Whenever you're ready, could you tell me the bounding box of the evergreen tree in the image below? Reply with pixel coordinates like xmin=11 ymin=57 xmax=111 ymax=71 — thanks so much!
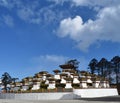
xmin=88 ymin=58 xmax=98 ymax=74
xmin=66 ymin=59 xmax=80 ymax=73
xmin=97 ymin=58 xmax=108 ymax=77
xmin=1 ymin=72 xmax=18 ymax=92
xmin=107 ymin=61 xmax=114 ymax=84
xmin=111 ymin=56 xmax=120 ymax=84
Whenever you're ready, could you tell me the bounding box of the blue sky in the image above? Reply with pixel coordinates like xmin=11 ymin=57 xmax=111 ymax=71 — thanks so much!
xmin=0 ymin=0 xmax=120 ymax=80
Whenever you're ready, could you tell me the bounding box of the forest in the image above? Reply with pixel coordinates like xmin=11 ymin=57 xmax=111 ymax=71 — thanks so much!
xmin=88 ymin=56 xmax=120 ymax=84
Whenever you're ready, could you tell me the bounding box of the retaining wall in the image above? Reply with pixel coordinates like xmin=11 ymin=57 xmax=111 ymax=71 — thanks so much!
xmin=73 ymin=88 xmax=118 ymax=98
xmin=0 ymin=92 xmax=74 ymax=100
xmin=0 ymin=88 xmax=118 ymax=100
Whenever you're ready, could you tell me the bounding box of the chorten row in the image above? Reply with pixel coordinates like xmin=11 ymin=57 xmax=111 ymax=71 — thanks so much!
xmin=6 ymin=63 xmax=109 ymax=92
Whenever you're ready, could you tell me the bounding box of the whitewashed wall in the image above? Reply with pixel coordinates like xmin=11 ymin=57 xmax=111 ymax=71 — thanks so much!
xmin=73 ymin=88 xmax=118 ymax=98
xmin=0 ymin=88 xmax=118 ymax=100
xmin=0 ymin=93 xmax=73 ymax=100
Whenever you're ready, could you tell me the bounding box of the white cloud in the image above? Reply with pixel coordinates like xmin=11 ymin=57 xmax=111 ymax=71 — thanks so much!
xmin=47 ymin=0 xmax=68 ymax=4
xmin=31 ymin=54 xmax=89 ymax=72
xmin=71 ymin=0 xmax=120 ymax=6
xmin=57 ymin=16 xmax=83 ymax=39
xmin=31 ymin=55 xmax=69 ymax=72
xmin=57 ymin=5 xmax=120 ymax=52
xmin=17 ymin=7 xmax=41 ymax=24
xmin=2 ymin=15 xmax=14 ymax=27
xmin=0 ymin=0 xmax=13 ymax=8
xmin=16 ymin=1 xmax=66 ymax=24
xmin=34 ymin=54 xmax=69 ymax=64
xmin=1 ymin=0 xmax=120 ymax=26
xmin=0 ymin=0 xmax=61 ymax=24
xmin=48 ymin=0 xmax=120 ymax=7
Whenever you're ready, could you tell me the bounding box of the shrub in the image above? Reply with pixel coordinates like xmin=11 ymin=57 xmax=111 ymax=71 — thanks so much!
xmin=40 ymin=84 xmax=48 ymax=89
xmin=72 ymin=84 xmax=80 ymax=88
xmin=56 ymin=83 xmax=65 ymax=88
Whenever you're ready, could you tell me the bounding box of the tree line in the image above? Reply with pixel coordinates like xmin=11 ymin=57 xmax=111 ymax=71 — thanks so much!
xmin=88 ymin=56 xmax=120 ymax=84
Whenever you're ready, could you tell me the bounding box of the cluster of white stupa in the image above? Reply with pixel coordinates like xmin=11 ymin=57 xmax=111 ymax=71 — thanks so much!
xmin=8 ymin=64 xmax=110 ymax=92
